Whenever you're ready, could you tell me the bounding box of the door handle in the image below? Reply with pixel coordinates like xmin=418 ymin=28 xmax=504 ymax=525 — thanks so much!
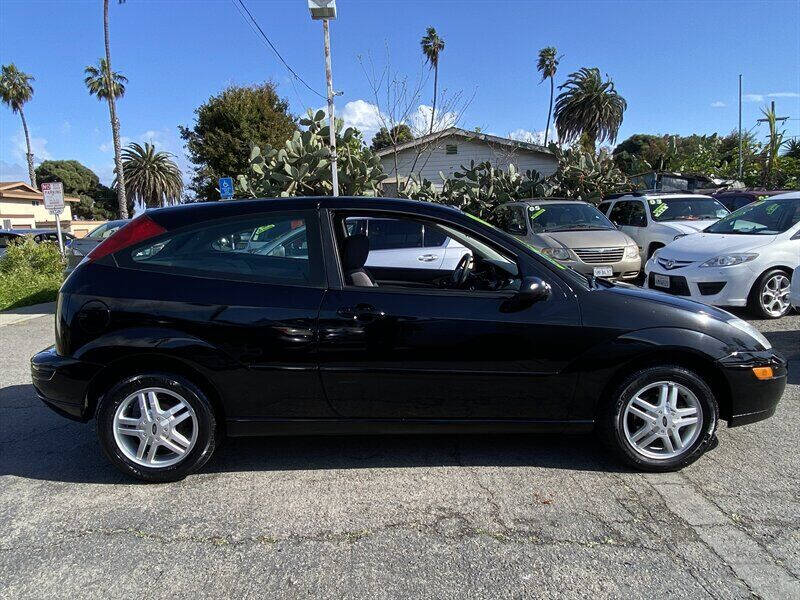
xmin=337 ymin=304 xmax=385 ymax=321
xmin=417 ymin=254 xmax=439 ymax=262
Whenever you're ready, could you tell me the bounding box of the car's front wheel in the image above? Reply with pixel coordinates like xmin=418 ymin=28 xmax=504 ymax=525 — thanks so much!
xmin=96 ymin=373 xmax=218 ymax=482
xmin=600 ymin=365 xmax=719 ymax=471
xmin=749 ymin=268 xmax=792 ymax=319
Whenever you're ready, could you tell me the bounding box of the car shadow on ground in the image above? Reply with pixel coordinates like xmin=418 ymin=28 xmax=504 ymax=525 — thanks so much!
xmin=1 ymin=383 xmax=625 ymax=485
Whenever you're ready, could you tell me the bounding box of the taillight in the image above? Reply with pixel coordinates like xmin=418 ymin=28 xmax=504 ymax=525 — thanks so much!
xmin=86 ymin=215 xmax=166 ymax=262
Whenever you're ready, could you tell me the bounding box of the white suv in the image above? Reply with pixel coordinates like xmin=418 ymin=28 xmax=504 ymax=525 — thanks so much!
xmin=644 ymin=192 xmax=800 ymax=318
xmin=598 ymin=192 xmax=730 ymax=259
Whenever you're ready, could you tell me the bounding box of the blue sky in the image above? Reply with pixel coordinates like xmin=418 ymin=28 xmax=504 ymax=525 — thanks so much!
xmin=1 ymin=0 xmax=798 ymax=186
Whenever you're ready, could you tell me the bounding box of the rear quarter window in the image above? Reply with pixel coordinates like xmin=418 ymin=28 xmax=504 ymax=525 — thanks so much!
xmin=119 ymin=211 xmax=324 ymax=287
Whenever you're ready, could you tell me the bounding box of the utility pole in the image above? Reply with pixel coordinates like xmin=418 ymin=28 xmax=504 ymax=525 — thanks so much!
xmin=323 ymin=19 xmax=339 ymax=196
xmin=308 ymin=1 xmax=339 ymax=196
xmin=756 ymin=100 xmax=790 ymax=126
xmin=738 ymin=74 xmax=743 ymax=179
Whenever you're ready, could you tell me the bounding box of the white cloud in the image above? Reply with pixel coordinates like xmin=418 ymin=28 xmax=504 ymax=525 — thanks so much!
xmin=409 ymin=105 xmax=459 ymax=137
xmin=11 ymin=129 xmax=50 ymax=164
xmin=99 ymin=136 xmax=132 ymax=153
xmin=710 ymin=101 xmax=727 ymax=108
xmin=60 ymin=121 xmax=72 ymax=135
xmin=743 ymin=92 xmax=799 ymax=103
xmin=337 ymin=100 xmax=385 ymax=142
xmin=767 ymin=92 xmax=799 ymax=98
xmin=744 ymin=94 xmax=764 ymax=103
xmin=507 ymin=127 xmax=557 ymax=145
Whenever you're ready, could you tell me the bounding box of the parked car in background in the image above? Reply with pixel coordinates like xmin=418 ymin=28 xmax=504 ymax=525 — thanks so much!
xmin=790 ymin=269 xmax=800 ymax=311
xmin=712 ymin=189 xmax=794 ymax=213
xmin=495 ymin=200 xmax=640 ymax=280
xmin=32 ymin=197 xmax=786 ymax=482
xmin=64 ymin=220 xmax=129 ymax=276
xmin=0 ymin=228 xmax=75 ymax=257
xmin=644 ymin=192 xmax=800 ymax=318
xmin=597 ymin=192 xmax=730 ymax=259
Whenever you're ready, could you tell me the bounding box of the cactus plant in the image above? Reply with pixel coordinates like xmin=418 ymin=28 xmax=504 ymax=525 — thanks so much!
xmin=237 ymin=109 xmax=386 ymax=198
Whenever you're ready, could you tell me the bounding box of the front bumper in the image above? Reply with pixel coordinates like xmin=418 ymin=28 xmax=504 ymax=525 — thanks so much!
xmin=31 ymin=346 xmax=102 ymax=422
xmin=644 ymin=258 xmax=757 ymax=307
xmin=718 ymin=350 xmax=787 ymax=426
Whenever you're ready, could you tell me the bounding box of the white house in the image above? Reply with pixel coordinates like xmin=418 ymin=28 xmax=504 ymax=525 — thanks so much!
xmin=375 ymin=127 xmax=557 ymax=195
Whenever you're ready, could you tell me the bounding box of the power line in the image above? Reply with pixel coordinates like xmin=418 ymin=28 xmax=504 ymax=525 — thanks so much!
xmin=230 ymin=0 xmax=326 ymax=100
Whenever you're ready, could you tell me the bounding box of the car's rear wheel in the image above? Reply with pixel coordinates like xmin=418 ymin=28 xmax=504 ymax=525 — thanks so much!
xmin=96 ymin=373 xmax=217 ymax=482
xmin=749 ymin=268 xmax=791 ymax=319
xmin=599 ymin=365 xmax=718 ymax=471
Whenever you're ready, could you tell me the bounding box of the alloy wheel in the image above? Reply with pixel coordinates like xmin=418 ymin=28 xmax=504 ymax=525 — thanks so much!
xmin=622 ymin=381 xmax=703 ymax=460
xmin=112 ymin=387 xmax=198 ymax=468
xmin=759 ymin=273 xmax=791 ymax=317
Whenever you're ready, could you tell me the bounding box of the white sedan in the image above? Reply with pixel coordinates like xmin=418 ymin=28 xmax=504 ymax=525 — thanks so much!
xmin=644 ymin=192 xmax=800 ymax=318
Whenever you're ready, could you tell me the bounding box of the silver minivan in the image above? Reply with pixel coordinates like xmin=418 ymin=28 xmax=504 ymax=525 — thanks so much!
xmin=495 ymin=199 xmax=641 ymax=280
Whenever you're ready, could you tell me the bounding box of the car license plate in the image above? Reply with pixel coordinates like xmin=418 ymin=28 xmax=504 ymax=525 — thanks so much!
xmin=654 ymin=274 xmax=670 ymax=289
xmin=593 ymin=266 xmax=613 ymax=278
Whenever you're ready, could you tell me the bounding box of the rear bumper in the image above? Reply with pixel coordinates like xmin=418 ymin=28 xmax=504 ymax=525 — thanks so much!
xmin=718 ymin=350 xmax=787 ymax=427
xmin=31 ymin=346 xmax=102 ymax=422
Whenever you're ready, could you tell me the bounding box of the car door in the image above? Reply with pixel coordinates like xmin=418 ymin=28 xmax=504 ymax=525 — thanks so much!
xmin=317 ymin=211 xmax=583 ymax=421
xmin=610 ymin=200 xmax=647 ymax=252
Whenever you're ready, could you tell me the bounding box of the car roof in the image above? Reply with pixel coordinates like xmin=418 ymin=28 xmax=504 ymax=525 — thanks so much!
xmin=503 ymin=198 xmax=591 ymax=207
xmin=767 ymin=191 xmax=800 ymax=201
xmin=146 ymin=197 xmax=466 ymax=230
xmin=0 ymin=228 xmax=61 ymax=235
xmin=604 ymin=192 xmax=713 ymax=201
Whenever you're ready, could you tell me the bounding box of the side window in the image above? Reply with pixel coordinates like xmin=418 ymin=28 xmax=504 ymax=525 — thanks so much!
xmin=423 ymin=225 xmax=448 ymax=247
xmin=609 ymin=202 xmax=630 ymax=225
xmin=123 ymin=212 xmax=322 ymax=286
xmin=597 ymin=202 xmax=612 ymax=215
xmin=629 ymin=201 xmax=647 ymax=226
xmin=368 ymin=219 xmax=423 ymax=250
xmin=494 ymin=206 xmax=527 ymax=235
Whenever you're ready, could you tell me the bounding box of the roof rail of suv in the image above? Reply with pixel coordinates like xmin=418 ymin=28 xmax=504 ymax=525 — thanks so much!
xmin=602 ymin=190 xmax=697 ymax=200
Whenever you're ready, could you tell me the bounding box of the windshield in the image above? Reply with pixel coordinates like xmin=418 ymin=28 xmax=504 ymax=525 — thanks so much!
xmin=705 ymin=198 xmax=800 ymax=235
xmin=648 ymin=197 xmax=729 ymax=222
xmin=527 ymin=203 xmax=615 ymax=233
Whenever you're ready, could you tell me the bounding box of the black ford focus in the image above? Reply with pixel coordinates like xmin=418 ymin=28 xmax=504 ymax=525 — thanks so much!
xmin=31 ymin=197 xmax=786 ymax=482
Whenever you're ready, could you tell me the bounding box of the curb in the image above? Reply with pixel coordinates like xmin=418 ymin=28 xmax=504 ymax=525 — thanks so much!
xmin=0 ymin=302 xmax=55 ymax=328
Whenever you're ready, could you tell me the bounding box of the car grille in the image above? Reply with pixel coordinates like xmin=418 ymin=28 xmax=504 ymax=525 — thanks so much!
xmin=573 ymin=247 xmax=624 ymax=263
xmin=656 ymin=257 xmax=693 ymax=270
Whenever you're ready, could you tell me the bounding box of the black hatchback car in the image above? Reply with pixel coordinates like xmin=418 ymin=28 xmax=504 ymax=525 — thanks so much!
xmin=32 ymin=197 xmax=787 ymax=482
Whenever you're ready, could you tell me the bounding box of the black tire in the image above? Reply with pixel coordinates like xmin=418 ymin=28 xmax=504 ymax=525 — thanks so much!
xmin=599 ymin=365 xmax=719 ymax=472
xmin=747 ymin=268 xmax=792 ymax=319
xmin=95 ymin=373 xmax=217 ymax=483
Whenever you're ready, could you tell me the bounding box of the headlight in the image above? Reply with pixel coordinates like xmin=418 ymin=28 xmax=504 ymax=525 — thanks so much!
xmin=541 ymin=247 xmax=571 ymax=260
xmin=625 ymin=245 xmax=639 ymax=259
xmin=727 ymin=317 xmax=771 ymax=350
xmin=673 ymin=234 xmax=687 ymax=241
xmin=700 ymin=253 xmax=758 ymax=268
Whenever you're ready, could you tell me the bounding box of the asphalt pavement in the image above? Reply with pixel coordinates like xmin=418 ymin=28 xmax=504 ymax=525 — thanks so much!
xmin=1 ymin=309 xmax=798 ymax=599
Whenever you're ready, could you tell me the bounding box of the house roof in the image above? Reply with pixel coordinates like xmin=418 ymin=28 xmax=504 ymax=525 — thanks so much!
xmin=0 ymin=181 xmax=79 ymax=202
xmin=374 ymin=127 xmax=554 ymax=158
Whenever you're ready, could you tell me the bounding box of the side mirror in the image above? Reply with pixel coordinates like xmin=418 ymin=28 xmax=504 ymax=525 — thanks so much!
xmin=518 ymin=276 xmax=551 ymax=302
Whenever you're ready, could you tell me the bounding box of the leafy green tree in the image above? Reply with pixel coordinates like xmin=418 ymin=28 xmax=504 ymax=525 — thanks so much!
xmin=35 ymin=159 xmax=116 ymax=220
xmin=180 ymin=82 xmax=297 ymax=200
xmin=85 ymin=58 xmax=129 ymax=218
xmin=536 ymin=47 xmax=560 ymax=146
xmin=371 ymin=124 xmax=414 ymax=151
xmin=784 ymin=139 xmax=800 ymax=160
xmin=0 ymin=64 xmax=37 ymax=187
xmin=120 ymin=142 xmax=183 ymax=208
xmin=420 ymin=27 xmax=445 ymax=135
xmin=238 ymin=110 xmax=385 ymax=198
xmin=554 ymin=67 xmax=627 ymax=152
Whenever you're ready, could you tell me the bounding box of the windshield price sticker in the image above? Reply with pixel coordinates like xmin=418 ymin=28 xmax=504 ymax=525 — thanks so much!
xmin=649 ymin=199 xmax=663 ymax=205
xmin=529 ymin=208 xmax=546 ymax=220
xmin=766 ymin=203 xmax=779 ymax=215
xmin=652 ymin=203 xmax=668 ymax=217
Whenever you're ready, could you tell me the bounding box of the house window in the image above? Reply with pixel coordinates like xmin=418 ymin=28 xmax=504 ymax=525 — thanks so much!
xmin=445 ymin=144 xmax=458 ymax=155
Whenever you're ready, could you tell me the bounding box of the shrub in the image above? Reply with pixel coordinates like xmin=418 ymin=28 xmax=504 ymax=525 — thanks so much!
xmin=0 ymin=238 xmax=63 ymax=310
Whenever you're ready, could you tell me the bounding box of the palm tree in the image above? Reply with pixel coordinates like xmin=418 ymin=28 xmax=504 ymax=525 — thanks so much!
xmin=119 ymin=142 xmax=183 ymax=209
xmin=0 ymin=64 xmax=37 ymax=187
xmin=100 ymin=0 xmax=128 ymax=218
xmin=554 ymin=67 xmax=627 ymax=152
xmin=536 ymin=47 xmax=560 ymax=147
xmin=84 ymin=60 xmax=128 ymax=99
xmin=420 ymin=27 xmax=445 ymax=135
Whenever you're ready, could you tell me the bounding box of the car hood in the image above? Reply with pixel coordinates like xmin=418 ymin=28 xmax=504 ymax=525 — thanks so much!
xmin=658 ymin=219 xmax=719 ymax=234
xmin=534 ymin=228 xmax=633 ymax=249
xmin=603 ymin=281 xmax=734 ymax=321
xmin=657 ymin=232 xmax=777 ymax=261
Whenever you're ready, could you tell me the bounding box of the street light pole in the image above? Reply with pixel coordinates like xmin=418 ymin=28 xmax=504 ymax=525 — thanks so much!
xmin=738 ymin=74 xmax=743 ymax=179
xmin=322 ymin=18 xmax=339 ymax=196
xmin=309 ymin=0 xmax=339 ymax=196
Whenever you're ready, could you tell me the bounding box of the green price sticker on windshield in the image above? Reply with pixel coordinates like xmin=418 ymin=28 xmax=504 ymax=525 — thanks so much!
xmin=254 ymin=224 xmax=276 ymax=236
xmin=528 ymin=208 xmax=546 ymax=220
xmin=652 ymin=203 xmax=668 ymax=218
xmin=766 ymin=203 xmax=779 ymax=215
